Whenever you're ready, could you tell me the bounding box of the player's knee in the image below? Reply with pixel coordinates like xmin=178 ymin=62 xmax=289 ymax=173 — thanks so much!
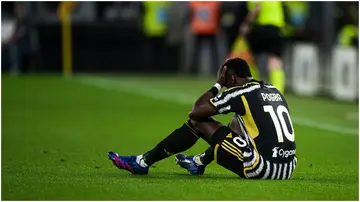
xmin=210 ymin=126 xmax=231 ymax=147
xmin=188 ymin=117 xmax=217 ymax=131
xmin=188 ymin=119 xmax=201 ymax=131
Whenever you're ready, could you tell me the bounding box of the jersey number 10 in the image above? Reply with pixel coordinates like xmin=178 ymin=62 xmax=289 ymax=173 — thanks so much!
xmin=264 ymin=105 xmax=295 ymax=143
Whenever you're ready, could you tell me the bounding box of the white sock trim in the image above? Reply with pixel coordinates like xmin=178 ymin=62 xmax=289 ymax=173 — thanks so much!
xmin=193 ymin=155 xmax=204 ymax=166
xmin=136 ymin=155 xmax=148 ymax=168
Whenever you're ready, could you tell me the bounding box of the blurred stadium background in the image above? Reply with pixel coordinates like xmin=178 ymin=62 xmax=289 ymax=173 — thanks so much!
xmin=1 ymin=1 xmax=359 ymax=200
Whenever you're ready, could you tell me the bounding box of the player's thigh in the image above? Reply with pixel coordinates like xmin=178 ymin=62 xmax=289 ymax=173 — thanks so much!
xmin=228 ymin=115 xmax=242 ymax=136
xmin=189 ymin=117 xmax=225 ymax=143
xmin=211 ymin=126 xmax=252 ymax=178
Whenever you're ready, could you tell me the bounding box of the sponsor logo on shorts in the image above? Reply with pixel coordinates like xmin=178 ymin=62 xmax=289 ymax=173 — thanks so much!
xmin=272 ymin=147 xmax=296 ymax=158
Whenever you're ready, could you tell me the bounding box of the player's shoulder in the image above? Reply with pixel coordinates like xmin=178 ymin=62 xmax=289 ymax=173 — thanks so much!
xmin=225 ymin=81 xmax=257 ymax=91
xmin=224 ymin=80 xmax=274 ymax=94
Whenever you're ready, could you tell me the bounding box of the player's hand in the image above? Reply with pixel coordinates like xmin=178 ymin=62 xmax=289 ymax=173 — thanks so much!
xmin=216 ymin=65 xmax=227 ymax=87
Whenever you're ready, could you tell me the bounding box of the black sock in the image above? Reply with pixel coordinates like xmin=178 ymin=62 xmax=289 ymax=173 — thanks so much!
xmin=142 ymin=120 xmax=200 ymax=166
xmin=199 ymin=147 xmax=214 ymax=165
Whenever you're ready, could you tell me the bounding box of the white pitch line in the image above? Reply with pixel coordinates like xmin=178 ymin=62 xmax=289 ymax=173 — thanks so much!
xmin=77 ymin=76 xmax=358 ymax=136
xmin=290 ymin=117 xmax=358 ymax=135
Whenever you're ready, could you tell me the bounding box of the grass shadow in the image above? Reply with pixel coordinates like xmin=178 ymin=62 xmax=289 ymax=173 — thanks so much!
xmin=98 ymin=171 xmax=358 ymax=185
xmin=98 ymin=170 xmax=241 ymax=181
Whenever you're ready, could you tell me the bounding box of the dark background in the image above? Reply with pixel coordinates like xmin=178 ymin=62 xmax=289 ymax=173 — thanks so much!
xmin=1 ymin=1 xmax=358 ymax=74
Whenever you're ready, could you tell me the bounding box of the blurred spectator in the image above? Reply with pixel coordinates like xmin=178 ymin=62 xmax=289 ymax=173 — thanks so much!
xmin=44 ymin=2 xmax=61 ymax=13
xmin=337 ymin=24 xmax=358 ymax=48
xmin=167 ymin=2 xmax=187 ymax=46
xmin=140 ymin=1 xmax=169 ymax=71
xmin=240 ymin=2 xmax=286 ymax=93
xmin=188 ymin=1 xmax=221 ymax=74
xmin=117 ymin=2 xmax=141 ymax=23
xmin=98 ymin=2 xmax=141 ymax=23
xmin=335 ymin=2 xmax=358 ymax=48
xmin=97 ymin=2 xmax=113 ymax=21
xmin=283 ymin=1 xmax=310 ymax=42
xmin=219 ymin=2 xmax=247 ymax=52
xmin=1 ymin=1 xmax=15 ymax=18
xmin=2 ymin=2 xmax=32 ymax=75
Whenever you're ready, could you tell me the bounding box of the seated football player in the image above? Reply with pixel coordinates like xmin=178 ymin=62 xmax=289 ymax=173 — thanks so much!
xmin=108 ymin=58 xmax=297 ymax=179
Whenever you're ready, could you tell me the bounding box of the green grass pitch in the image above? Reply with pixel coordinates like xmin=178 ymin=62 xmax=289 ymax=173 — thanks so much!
xmin=2 ymin=75 xmax=358 ymax=200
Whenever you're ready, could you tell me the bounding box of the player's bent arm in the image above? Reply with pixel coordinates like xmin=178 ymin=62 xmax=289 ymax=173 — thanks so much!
xmin=188 ymin=101 xmax=218 ymax=120
xmin=189 ymin=84 xmax=222 ymax=120
xmin=192 ymin=91 xmax=215 ymax=109
xmin=209 ymin=88 xmax=246 ymax=116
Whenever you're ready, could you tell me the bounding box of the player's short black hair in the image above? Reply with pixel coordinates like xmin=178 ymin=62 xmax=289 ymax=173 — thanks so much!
xmin=223 ymin=58 xmax=252 ymax=78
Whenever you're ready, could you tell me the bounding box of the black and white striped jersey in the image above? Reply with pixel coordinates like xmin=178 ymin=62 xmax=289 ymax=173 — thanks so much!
xmin=210 ymin=80 xmax=296 ymax=179
xmin=243 ymin=147 xmax=298 ymax=179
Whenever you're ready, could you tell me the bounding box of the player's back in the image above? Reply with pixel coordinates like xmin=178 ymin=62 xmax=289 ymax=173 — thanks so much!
xmin=233 ymin=81 xmax=296 ymax=180
xmin=238 ymin=81 xmax=296 ymax=164
xmin=210 ymin=80 xmax=297 ymax=179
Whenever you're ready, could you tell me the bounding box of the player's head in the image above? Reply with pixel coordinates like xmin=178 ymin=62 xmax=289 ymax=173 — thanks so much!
xmin=222 ymin=57 xmax=252 ymax=88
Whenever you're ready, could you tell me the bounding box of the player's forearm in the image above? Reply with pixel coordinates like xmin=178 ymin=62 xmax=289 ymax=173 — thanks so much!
xmin=193 ymin=92 xmax=215 ymax=108
xmin=193 ymin=83 xmax=221 ymax=108
xmin=188 ymin=84 xmax=221 ymax=120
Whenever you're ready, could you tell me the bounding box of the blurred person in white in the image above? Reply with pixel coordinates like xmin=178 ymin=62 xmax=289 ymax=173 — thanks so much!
xmin=1 ymin=2 xmax=32 ymax=75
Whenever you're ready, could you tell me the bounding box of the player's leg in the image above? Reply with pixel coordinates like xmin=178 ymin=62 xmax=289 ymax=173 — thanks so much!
xmin=193 ymin=146 xmax=214 ymax=166
xmin=174 ymin=117 xmax=225 ymax=174
xmin=188 ymin=117 xmax=225 ymax=144
xmin=108 ymin=119 xmax=204 ymax=174
xmin=210 ymin=126 xmax=253 ymax=178
xmin=176 ymin=116 xmax=245 ymax=174
xmin=187 ymin=115 xmax=242 ymax=166
xmin=177 ymin=120 xmax=252 ymax=178
xmin=108 ymin=117 xmax=232 ymax=175
xmin=109 ymin=117 xmax=223 ymax=175
xmin=141 ymin=120 xmax=202 ymax=166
